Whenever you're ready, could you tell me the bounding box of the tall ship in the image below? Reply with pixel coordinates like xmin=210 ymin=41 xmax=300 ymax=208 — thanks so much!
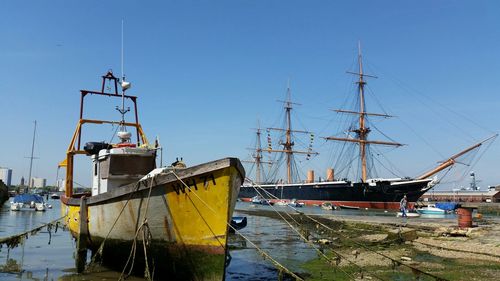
xmin=239 ymin=47 xmax=492 ymax=209
xmin=59 ymin=71 xmax=244 ymax=280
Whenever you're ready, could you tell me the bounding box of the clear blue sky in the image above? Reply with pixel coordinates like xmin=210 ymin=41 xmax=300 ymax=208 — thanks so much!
xmin=0 ymin=1 xmax=499 ymax=189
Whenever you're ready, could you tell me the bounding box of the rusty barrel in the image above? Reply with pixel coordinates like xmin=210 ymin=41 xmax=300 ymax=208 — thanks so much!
xmin=457 ymin=207 xmax=472 ymax=228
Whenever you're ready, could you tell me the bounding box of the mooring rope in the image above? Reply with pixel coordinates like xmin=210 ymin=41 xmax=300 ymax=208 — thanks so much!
xmin=171 ymin=172 xmax=304 ymax=281
xmin=118 ymin=174 xmax=157 ymax=281
xmin=85 ymin=170 xmax=303 ymax=281
xmin=87 ymin=176 xmax=152 ymax=272
xmin=0 ymin=216 xmax=65 ymax=250
xmin=248 ymin=180 xmax=451 ymax=281
xmin=250 ymin=181 xmax=385 ymax=281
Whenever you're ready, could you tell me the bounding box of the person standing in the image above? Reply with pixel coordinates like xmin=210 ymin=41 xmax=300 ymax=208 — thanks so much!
xmin=400 ymin=195 xmax=408 ymax=217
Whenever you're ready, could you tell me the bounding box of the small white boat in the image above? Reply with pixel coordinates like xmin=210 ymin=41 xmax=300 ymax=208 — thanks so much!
xmin=321 ymin=202 xmax=336 ymax=210
xmin=416 ymin=204 xmax=446 ymax=215
xmin=10 ymin=202 xmax=22 ymax=211
xmin=10 ymin=194 xmax=46 ymax=211
xmin=288 ymin=199 xmax=304 ymax=207
xmin=50 ymin=193 xmax=60 ymax=199
xmin=396 ymin=211 xmax=420 ymax=218
xmin=274 ymin=200 xmax=288 ymax=206
xmin=250 ymin=195 xmax=273 ymax=205
xmin=251 ymin=195 xmax=263 ymax=204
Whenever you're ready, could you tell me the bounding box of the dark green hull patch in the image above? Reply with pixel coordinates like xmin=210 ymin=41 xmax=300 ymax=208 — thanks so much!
xmin=89 ymin=238 xmax=226 ymax=280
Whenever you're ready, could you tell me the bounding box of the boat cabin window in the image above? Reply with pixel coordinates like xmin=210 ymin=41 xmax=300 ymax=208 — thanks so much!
xmin=99 ymin=154 xmax=155 ymax=179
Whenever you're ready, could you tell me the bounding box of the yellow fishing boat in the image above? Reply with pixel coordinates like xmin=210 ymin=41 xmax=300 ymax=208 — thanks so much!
xmin=59 ymin=71 xmax=244 ymax=280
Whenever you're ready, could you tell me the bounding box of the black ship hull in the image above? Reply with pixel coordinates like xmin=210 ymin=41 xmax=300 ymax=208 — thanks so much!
xmin=239 ymin=179 xmax=433 ymax=210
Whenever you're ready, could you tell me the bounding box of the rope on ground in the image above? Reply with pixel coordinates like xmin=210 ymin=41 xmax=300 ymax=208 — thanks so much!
xmin=249 ymin=179 xmax=386 ymax=281
xmin=171 ymin=172 xmax=304 ymax=281
xmin=413 ymin=240 xmax=500 ymax=259
xmin=0 ymin=216 xmax=65 ymax=251
xmin=271 ymin=195 xmax=451 ymax=281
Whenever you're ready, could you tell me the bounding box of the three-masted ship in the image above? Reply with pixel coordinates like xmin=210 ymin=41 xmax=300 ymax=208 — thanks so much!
xmin=59 ymin=71 xmax=244 ymax=279
xmin=239 ymin=47 xmax=491 ymax=209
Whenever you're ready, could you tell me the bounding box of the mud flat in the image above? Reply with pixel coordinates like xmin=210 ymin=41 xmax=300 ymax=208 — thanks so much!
xmin=236 ymin=207 xmax=500 ymax=280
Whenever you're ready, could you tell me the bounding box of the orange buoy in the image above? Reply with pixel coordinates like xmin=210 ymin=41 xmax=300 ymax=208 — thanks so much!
xmin=457 ymin=208 xmax=472 ymax=228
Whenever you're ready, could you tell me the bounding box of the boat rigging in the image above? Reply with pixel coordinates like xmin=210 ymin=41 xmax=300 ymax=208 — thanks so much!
xmin=243 ymin=123 xmax=273 ymax=184
xmin=324 ymin=43 xmax=402 ymax=182
xmin=263 ymin=83 xmax=318 ymax=184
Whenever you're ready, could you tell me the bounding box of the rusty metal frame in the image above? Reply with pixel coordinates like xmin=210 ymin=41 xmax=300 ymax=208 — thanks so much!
xmin=64 ymin=72 xmax=149 ymax=197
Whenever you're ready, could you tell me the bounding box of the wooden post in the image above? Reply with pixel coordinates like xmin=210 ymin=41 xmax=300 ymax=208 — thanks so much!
xmin=76 ymin=196 xmax=89 ymax=273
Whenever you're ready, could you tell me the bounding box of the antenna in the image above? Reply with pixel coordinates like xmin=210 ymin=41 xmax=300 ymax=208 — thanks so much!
xmin=116 ymin=19 xmax=131 ymax=142
xmin=121 ymin=19 xmax=124 ymax=84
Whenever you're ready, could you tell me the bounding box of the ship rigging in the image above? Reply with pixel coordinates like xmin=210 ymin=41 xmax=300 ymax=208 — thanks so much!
xmin=245 ymin=83 xmax=318 ymax=184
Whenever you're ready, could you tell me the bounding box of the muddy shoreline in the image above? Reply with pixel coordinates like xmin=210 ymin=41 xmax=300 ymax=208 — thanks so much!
xmin=234 ymin=207 xmax=500 ymax=280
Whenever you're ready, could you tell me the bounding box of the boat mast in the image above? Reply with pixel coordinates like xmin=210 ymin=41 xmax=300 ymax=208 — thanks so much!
xmin=27 ymin=120 xmax=37 ymax=193
xmin=266 ymin=83 xmax=318 ymax=184
xmin=324 ymin=43 xmax=402 ymax=182
xmin=356 ymin=44 xmax=369 ymax=181
xmin=285 ymin=86 xmax=293 ymax=183
xmin=243 ymin=122 xmax=272 ymax=184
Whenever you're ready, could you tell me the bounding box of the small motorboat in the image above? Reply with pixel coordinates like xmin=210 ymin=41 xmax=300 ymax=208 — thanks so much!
xmin=416 ymin=204 xmax=447 ymax=215
xmin=50 ymin=193 xmax=60 ymax=199
xmin=288 ymin=199 xmax=305 ymax=208
xmin=396 ymin=211 xmax=420 ymax=218
xmin=10 ymin=194 xmax=46 ymax=211
xmin=287 ymin=199 xmax=304 ymax=208
xmin=250 ymin=195 xmax=262 ymax=204
xmin=321 ymin=202 xmax=337 ymax=210
xmin=274 ymin=200 xmax=288 ymax=206
xmin=250 ymin=195 xmax=273 ymax=205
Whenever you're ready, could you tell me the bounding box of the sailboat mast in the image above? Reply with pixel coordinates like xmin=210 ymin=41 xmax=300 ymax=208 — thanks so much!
xmin=357 ymin=44 xmax=369 ymax=182
xmin=27 ymin=120 xmax=37 ymax=192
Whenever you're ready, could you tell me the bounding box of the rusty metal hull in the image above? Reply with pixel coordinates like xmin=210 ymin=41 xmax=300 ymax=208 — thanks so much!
xmin=62 ymin=158 xmax=244 ymax=280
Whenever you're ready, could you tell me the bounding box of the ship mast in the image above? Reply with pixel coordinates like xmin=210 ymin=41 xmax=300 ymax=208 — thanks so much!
xmin=265 ymin=83 xmax=318 ymax=184
xmin=243 ymin=123 xmax=272 ymax=184
xmin=325 ymin=43 xmax=402 ymax=182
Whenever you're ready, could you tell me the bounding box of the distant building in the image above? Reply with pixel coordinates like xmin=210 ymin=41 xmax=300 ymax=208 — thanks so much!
xmin=421 ymin=186 xmax=500 ymax=203
xmin=56 ymin=179 xmax=65 ymax=192
xmin=0 ymin=167 xmax=12 ymax=186
xmin=20 ymin=176 xmax=25 ymax=186
xmin=31 ymin=177 xmax=46 ymax=188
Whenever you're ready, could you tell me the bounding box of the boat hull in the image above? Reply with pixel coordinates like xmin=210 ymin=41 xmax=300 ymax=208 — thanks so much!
xmin=61 ymin=158 xmax=244 ymax=280
xmin=239 ymin=179 xmax=432 ymax=210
